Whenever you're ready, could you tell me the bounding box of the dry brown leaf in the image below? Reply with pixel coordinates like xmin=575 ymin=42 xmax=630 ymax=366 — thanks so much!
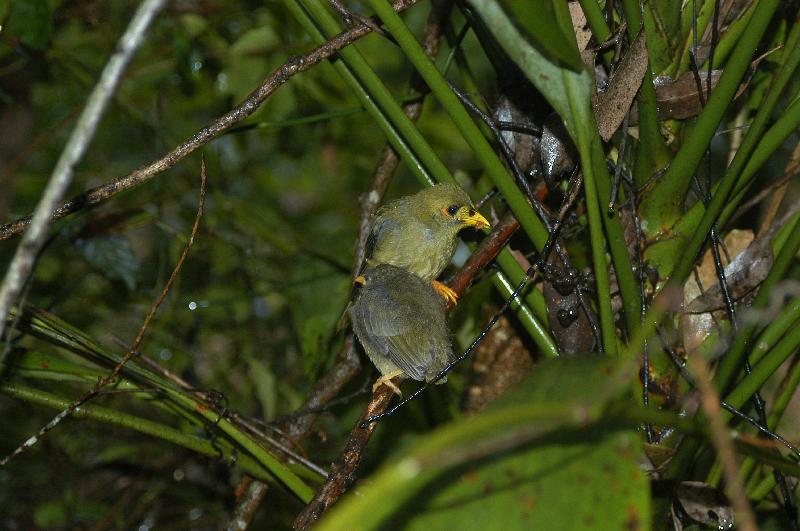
xmin=681 ymin=229 xmax=753 ymax=354
xmin=654 ymin=71 xmax=722 ymax=120
xmin=592 ymin=31 xmax=648 ymax=141
xmin=569 ymin=1 xmax=592 ymax=52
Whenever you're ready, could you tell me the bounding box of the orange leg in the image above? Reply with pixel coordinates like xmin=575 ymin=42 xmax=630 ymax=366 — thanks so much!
xmin=431 ymin=279 xmax=458 ymax=305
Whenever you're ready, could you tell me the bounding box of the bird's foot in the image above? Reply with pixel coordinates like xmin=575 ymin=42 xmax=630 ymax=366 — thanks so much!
xmin=373 ymin=370 xmax=404 ymax=396
xmin=431 ymin=280 xmax=458 ymax=305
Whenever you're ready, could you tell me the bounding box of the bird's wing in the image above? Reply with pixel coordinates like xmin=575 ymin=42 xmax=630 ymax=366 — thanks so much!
xmin=358 ymin=286 xmax=450 ymax=382
xmin=364 ymin=210 xmax=399 ymax=262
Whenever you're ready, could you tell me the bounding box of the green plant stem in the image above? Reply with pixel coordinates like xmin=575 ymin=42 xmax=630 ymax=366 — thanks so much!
xmin=663 ymin=92 xmax=800 ymax=239
xmin=749 ymin=298 xmax=800 ymax=366
xmin=724 ymin=328 xmax=800 ymax=415
xmin=628 ymin=0 xmax=791 ymax=361
xmin=563 ymin=75 xmax=616 ymax=355
xmin=767 ymin=357 xmax=800 ymax=430
xmin=750 ymin=473 xmax=776 ymax=502
xmin=590 ymin=141 xmax=641 ymax=339
xmin=0 ymin=382 xmax=279 ymax=482
xmin=664 ymin=210 xmax=800 ymax=481
xmin=737 ymin=355 xmax=800 ymax=489
xmin=13 ymin=307 xmax=315 ymax=501
xmin=711 ymin=2 xmax=758 ymax=68
xmin=639 ymin=0 xmax=782 ymax=232
xmin=552 ymin=0 xmax=640 ymax=342
xmin=288 ymin=0 xmax=437 ymax=186
xmin=576 ymin=0 xmax=613 ymax=67
xmin=620 ymin=0 xmax=669 ymax=187
xmin=673 ymin=0 xmax=715 ymax=76
xmin=365 ymin=0 xmax=549 ymax=250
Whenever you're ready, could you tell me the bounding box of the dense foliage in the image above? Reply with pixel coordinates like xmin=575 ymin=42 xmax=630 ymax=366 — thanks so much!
xmin=1 ymin=0 xmax=799 ymax=529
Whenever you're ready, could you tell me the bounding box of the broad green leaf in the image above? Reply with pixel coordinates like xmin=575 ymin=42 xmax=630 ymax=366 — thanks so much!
xmin=497 ymin=1 xmax=583 ymax=71
xmin=393 ymin=430 xmax=647 ymax=531
xmin=75 ymin=235 xmax=141 ymax=290
xmin=318 ymin=357 xmax=645 ymax=530
xmin=5 ymin=0 xmax=55 ymax=50
xmin=286 ymin=254 xmax=350 ymax=375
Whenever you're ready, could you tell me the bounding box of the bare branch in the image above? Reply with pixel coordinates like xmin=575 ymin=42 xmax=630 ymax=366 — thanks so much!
xmin=292 ymin=385 xmax=395 ymax=530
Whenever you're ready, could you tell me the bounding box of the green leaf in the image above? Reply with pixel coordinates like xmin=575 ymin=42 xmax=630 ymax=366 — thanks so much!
xmin=495 ymin=1 xmax=584 ymax=71
xmin=318 ymin=357 xmax=644 ymax=530
xmin=34 ymin=499 xmax=68 ymax=529
xmin=75 ymin=235 xmax=141 ymax=290
xmin=5 ymin=0 xmax=55 ymax=50
xmin=286 ymin=254 xmax=350 ymax=375
xmin=392 ymin=429 xmax=648 ymax=531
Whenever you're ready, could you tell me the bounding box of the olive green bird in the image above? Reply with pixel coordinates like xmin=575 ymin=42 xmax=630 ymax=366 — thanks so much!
xmin=350 ymin=263 xmax=454 ymax=394
xmin=364 ymin=182 xmax=490 ymax=304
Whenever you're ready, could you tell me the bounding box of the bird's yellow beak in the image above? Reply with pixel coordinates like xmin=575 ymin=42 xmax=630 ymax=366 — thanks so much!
xmin=457 ymin=208 xmax=491 ymax=230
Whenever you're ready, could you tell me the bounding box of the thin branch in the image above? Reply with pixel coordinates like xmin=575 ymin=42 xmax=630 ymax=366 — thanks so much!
xmin=688 ymin=356 xmax=757 ymax=531
xmin=0 ymin=0 xmax=166 ymax=358
xmin=0 ymin=0 xmax=419 ymax=243
xmin=292 ymin=385 xmax=395 ymax=530
xmin=1 ymin=159 xmax=207 ymax=467
xmin=227 ymin=477 xmax=269 ymax=531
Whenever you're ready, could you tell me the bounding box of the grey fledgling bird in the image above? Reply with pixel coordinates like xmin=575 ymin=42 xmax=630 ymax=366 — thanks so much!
xmin=349 ymin=263 xmax=455 ymax=394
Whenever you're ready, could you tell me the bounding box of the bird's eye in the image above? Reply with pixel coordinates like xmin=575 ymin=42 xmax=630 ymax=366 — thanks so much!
xmin=446 ymin=205 xmax=459 ymax=216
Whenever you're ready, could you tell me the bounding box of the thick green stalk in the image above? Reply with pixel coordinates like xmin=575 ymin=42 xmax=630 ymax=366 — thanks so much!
xmin=495 ymin=248 xmax=549 ymax=325
xmin=737 ymin=355 xmax=800 ymax=488
xmin=365 ymin=0 xmax=550 ymax=249
xmin=620 ymin=0 xmax=670 ymax=187
xmin=663 ymin=211 xmax=800 ymax=480
xmin=768 ymin=357 xmax=800 ymax=430
xmin=639 ymin=0 xmax=782 ymax=233
xmin=563 ymin=75 xmax=616 ymax=355
xmin=664 ymin=213 xmax=800 ymax=479
xmin=289 ymin=0 xmax=437 ymax=185
xmin=749 ymin=298 xmax=800 ymax=366
xmin=576 ymin=0 xmax=613 ymax=67
xmin=662 ymin=93 xmax=800 ymax=239
xmin=1 ymin=382 xmax=278 ymax=483
xmin=554 ymin=0 xmax=640 ymax=341
xmin=711 ymin=2 xmax=757 ymax=68
xmin=673 ymin=0 xmax=714 ymax=76
xmin=724 ymin=327 xmax=800 ymax=414
xmin=590 ymin=140 xmax=641 ymax=339
xmin=678 ymin=323 xmax=800 ymax=486
xmin=629 ymin=0 xmax=789 ymax=360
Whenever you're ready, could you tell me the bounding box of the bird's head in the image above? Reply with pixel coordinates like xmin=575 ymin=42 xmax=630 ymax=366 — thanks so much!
xmin=416 ymin=183 xmax=491 ymax=234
